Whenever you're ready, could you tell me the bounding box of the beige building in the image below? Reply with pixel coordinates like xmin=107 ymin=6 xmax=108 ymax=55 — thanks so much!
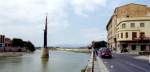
xmin=106 ymin=3 xmax=150 ymax=53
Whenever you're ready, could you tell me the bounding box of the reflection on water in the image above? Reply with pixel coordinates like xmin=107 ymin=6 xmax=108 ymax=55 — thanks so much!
xmin=0 ymin=50 xmax=89 ymax=72
xmin=41 ymin=58 xmax=49 ymax=72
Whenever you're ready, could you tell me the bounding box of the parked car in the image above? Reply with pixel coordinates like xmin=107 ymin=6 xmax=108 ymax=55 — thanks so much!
xmin=98 ymin=48 xmax=112 ymax=58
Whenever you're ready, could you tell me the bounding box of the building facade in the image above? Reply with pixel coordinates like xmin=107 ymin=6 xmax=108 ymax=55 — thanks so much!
xmin=106 ymin=3 xmax=150 ymax=53
xmin=0 ymin=34 xmax=27 ymax=52
xmin=0 ymin=35 xmax=5 ymax=48
xmin=5 ymin=38 xmax=12 ymax=47
xmin=0 ymin=35 xmax=12 ymax=51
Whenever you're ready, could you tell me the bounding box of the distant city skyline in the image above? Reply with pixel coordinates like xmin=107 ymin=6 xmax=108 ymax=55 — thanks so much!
xmin=0 ymin=0 xmax=150 ymax=47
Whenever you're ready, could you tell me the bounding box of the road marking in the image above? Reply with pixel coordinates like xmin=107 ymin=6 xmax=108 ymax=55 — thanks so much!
xmin=110 ymin=65 xmax=114 ymax=69
xmin=104 ymin=61 xmax=108 ymax=64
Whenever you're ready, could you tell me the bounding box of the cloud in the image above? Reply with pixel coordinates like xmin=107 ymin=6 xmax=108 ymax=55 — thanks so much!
xmin=71 ymin=0 xmax=108 ymax=17
xmin=0 ymin=0 xmax=109 ymax=46
xmin=0 ymin=0 xmax=69 ymax=26
xmin=0 ymin=0 xmax=70 ymax=46
xmin=80 ymin=27 xmax=106 ymax=42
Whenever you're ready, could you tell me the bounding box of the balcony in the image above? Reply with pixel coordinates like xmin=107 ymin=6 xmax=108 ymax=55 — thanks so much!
xmin=133 ymin=37 xmax=150 ymax=43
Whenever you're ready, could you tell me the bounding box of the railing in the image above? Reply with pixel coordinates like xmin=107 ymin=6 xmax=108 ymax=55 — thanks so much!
xmin=85 ymin=48 xmax=94 ymax=72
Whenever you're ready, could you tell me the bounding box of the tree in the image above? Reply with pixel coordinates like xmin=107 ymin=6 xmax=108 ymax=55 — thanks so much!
xmin=12 ymin=38 xmax=24 ymax=47
xmin=23 ymin=41 xmax=35 ymax=52
xmin=92 ymin=41 xmax=107 ymax=49
xmin=12 ymin=38 xmax=35 ymax=52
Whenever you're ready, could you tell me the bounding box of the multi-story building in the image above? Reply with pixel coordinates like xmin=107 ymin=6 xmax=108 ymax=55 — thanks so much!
xmin=5 ymin=38 xmax=12 ymax=47
xmin=0 ymin=35 xmax=12 ymax=48
xmin=106 ymin=3 xmax=150 ymax=53
xmin=0 ymin=35 xmax=12 ymax=51
xmin=0 ymin=34 xmax=27 ymax=52
xmin=0 ymin=35 xmax=5 ymax=48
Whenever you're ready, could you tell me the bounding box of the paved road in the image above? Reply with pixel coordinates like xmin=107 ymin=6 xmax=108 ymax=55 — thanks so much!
xmin=100 ymin=53 xmax=150 ymax=72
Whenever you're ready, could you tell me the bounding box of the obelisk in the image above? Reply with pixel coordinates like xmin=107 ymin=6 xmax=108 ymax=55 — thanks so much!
xmin=41 ymin=15 xmax=49 ymax=58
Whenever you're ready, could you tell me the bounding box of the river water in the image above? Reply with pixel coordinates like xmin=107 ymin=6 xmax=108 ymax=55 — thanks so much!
xmin=0 ymin=50 xmax=89 ymax=72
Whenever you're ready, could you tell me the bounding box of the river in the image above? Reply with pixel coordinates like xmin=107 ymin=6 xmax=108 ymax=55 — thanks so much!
xmin=0 ymin=50 xmax=89 ymax=72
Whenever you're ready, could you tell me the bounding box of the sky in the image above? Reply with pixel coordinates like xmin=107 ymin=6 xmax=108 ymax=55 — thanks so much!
xmin=0 ymin=0 xmax=150 ymax=47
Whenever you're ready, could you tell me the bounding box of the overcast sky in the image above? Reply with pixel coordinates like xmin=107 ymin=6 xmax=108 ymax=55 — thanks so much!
xmin=0 ymin=0 xmax=150 ymax=47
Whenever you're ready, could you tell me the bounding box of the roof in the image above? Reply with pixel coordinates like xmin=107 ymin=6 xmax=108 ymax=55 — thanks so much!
xmin=118 ymin=3 xmax=146 ymax=8
xmin=106 ymin=3 xmax=148 ymax=31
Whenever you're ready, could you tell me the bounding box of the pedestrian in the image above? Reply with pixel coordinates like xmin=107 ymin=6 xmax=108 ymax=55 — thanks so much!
xmin=121 ymin=49 xmax=123 ymax=53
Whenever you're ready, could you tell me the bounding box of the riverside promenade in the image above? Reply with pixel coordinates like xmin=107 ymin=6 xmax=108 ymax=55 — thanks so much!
xmin=84 ymin=49 xmax=149 ymax=72
xmin=85 ymin=49 xmax=94 ymax=72
xmin=0 ymin=52 xmax=26 ymax=57
xmin=85 ymin=49 xmax=108 ymax=72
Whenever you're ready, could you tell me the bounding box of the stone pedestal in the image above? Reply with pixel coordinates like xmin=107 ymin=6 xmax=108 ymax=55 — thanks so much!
xmin=41 ymin=48 xmax=49 ymax=58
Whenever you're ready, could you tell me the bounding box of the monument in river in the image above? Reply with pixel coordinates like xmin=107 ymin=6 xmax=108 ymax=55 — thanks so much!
xmin=41 ymin=15 xmax=49 ymax=58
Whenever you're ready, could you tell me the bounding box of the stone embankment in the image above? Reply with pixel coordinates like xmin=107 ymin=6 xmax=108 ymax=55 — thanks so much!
xmin=0 ymin=52 xmax=25 ymax=57
xmin=56 ymin=48 xmax=90 ymax=53
xmin=84 ymin=49 xmax=109 ymax=72
xmin=85 ymin=49 xmax=94 ymax=72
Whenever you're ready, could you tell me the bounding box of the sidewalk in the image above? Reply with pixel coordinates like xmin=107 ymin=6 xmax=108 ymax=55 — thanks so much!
xmin=94 ymin=56 xmax=109 ymax=72
xmin=94 ymin=60 xmax=101 ymax=72
xmin=115 ymin=52 xmax=149 ymax=61
xmin=133 ymin=55 xmax=149 ymax=61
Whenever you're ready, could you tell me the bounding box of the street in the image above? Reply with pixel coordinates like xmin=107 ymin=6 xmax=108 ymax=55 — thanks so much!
xmin=97 ymin=53 xmax=150 ymax=72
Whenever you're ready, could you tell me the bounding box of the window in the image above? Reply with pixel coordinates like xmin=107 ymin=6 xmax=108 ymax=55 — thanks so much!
xmin=121 ymin=33 xmax=123 ymax=38
xmin=0 ymin=44 xmax=2 ymax=48
xmin=0 ymin=36 xmax=5 ymax=43
xmin=122 ymin=23 xmax=126 ymax=28
xmin=125 ymin=32 xmax=128 ymax=38
xmin=5 ymin=44 xmax=7 ymax=47
xmin=132 ymin=32 xmax=137 ymax=40
xmin=140 ymin=32 xmax=145 ymax=38
xmin=131 ymin=23 xmax=135 ymax=28
xmin=0 ymin=43 xmax=4 ymax=48
xmin=140 ymin=23 xmax=144 ymax=27
xmin=131 ymin=45 xmax=136 ymax=50
xmin=141 ymin=45 xmax=146 ymax=51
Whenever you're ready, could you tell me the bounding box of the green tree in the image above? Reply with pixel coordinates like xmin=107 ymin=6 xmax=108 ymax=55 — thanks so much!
xmin=12 ymin=38 xmax=24 ymax=47
xmin=92 ymin=41 xmax=107 ymax=49
xmin=12 ymin=38 xmax=35 ymax=52
xmin=23 ymin=41 xmax=35 ymax=52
